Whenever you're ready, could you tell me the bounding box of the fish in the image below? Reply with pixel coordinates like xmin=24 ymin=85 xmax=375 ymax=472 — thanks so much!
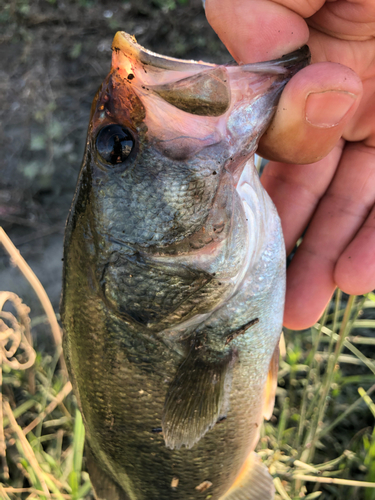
xmin=61 ymin=31 xmax=310 ymax=500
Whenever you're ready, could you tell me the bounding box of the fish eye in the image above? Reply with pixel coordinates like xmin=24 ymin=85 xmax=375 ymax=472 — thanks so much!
xmin=96 ymin=125 xmax=135 ymax=165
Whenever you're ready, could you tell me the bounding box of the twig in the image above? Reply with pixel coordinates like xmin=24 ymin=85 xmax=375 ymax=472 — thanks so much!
xmin=0 ymin=292 xmax=36 ymax=371
xmin=0 ymin=291 xmax=36 ymax=480
xmin=23 ymin=382 xmax=72 ymax=436
xmin=3 ymin=401 xmax=51 ymax=498
xmin=273 ymin=477 xmax=292 ymax=500
xmin=0 ymin=483 xmax=11 ymax=500
xmin=0 ymin=369 xmax=8 ymax=482
xmin=0 ymin=487 xmax=70 ymax=499
xmin=317 ymin=323 xmax=375 ymax=375
xmin=317 ymin=384 xmax=375 ymax=441
xmin=358 ymin=387 xmax=375 ymax=418
xmin=293 ymin=474 xmax=375 ymax=488
xmin=0 ymin=227 xmax=68 ymax=379
xmin=302 ymin=296 xmax=356 ymax=463
xmin=293 ymin=460 xmax=320 ymax=474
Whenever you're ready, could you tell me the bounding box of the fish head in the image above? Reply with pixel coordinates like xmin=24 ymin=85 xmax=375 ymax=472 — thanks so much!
xmin=73 ymin=33 xmax=310 ymax=250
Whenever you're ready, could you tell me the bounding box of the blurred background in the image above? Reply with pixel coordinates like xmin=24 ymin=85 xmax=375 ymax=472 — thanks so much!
xmin=0 ymin=0 xmax=231 ymax=335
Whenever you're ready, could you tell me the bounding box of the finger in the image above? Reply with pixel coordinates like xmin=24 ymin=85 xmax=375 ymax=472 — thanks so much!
xmin=334 ymin=147 xmax=375 ymax=295
xmin=284 ymin=142 xmax=375 ymax=330
xmin=261 ymin=140 xmax=344 ymax=255
xmin=307 ymin=1 xmax=375 ymax=41
xmin=258 ymin=63 xmax=363 ymax=164
xmin=205 ymin=0 xmax=312 ymax=63
xmin=335 ymin=203 xmax=375 ymax=295
xmin=284 ymin=248 xmax=337 ymax=331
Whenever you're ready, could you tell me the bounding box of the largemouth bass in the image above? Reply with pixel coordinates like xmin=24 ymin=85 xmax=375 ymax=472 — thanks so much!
xmin=61 ymin=32 xmax=310 ymax=500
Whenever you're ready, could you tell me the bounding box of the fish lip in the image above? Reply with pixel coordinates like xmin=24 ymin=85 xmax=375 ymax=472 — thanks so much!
xmin=112 ymin=31 xmax=310 ymax=74
xmin=275 ymin=44 xmax=311 ymax=72
xmin=240 ymin=44 xmax=311 ymax=76
xmin=112 ymin=31 xmax=215 ymax=71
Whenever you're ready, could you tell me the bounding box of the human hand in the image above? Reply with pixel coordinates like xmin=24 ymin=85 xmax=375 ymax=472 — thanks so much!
xmin=205 ymin=0 xmax=375 ymax=329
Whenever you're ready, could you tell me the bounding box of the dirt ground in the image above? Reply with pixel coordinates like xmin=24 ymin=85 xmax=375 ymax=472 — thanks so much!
xmin=0 ymin=0 xmax=231 ymax=343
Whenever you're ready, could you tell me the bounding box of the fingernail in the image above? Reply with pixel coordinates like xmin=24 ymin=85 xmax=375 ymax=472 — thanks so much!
xmin=306 ymin=90 xmax=357 ymax=128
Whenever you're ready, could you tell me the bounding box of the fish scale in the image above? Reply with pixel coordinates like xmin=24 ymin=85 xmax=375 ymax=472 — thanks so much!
xmin=61 ymin=31 xmax=310 ymax=500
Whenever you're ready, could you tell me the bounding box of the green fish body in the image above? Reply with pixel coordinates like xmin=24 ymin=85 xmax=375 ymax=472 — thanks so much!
xmin=61 ymin=32 xmax=310 ymax=500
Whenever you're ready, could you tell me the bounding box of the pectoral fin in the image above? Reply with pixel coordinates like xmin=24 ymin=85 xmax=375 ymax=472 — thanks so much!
xmin=220 ymin=452 xmax=275 ymax=500
xmin=162 ymin=345 xmax=233 ymax=449
xmin=263 ymin=341 xmax=280 ymax=420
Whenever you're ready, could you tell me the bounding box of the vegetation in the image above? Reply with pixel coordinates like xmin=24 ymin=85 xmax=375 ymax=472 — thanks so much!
xmin=264 ymin=291 xmax=375 ymax=500
xmin=0 ymin=227 xmax=374 ymax=499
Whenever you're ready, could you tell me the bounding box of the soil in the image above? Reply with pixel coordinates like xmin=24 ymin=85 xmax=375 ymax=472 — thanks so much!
xmin=0 ymin=0 xmax=231 ymax=344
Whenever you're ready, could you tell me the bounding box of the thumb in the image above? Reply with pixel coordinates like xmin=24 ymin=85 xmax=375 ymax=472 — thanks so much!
xmin=205 ymin=0 xmax=363 ymax=164
xmin=258 ymin=62 xmax=362 ymax=164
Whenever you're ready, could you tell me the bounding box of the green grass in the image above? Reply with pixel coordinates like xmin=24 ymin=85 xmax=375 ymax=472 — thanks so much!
xmin=0 ymin=291 xmax=374 ymax=498
xmin=261 ymin=291 xmax=375 ymax=499
xmin=0 ymin=353 xmax=91 ymax=499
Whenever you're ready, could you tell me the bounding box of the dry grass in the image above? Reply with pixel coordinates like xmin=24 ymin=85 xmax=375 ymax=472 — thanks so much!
xmin=0 ymin=227 xmax=374 ymax=499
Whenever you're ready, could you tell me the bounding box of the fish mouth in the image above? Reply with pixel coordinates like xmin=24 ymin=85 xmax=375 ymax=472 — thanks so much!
xmin=112 ymin=30 xmax=310 ymax=75
xmin=271 ymin=44 xmax=311 ymax=73
xmin=239 ymin=44 xmax=311 ymax=77
xmin=112 ymin=31 xmax=215 ymax=72
xmin=107 ymin=32 xmax=311 ymax=167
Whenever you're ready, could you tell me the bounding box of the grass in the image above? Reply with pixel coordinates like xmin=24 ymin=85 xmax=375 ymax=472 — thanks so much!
xmin=0 ymin=227 xmax=375 ymax=499
xmin=0 ymin=352 xmax=91 ymax=499
xmin=263 ymin=291 xmax=375 ymax=499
